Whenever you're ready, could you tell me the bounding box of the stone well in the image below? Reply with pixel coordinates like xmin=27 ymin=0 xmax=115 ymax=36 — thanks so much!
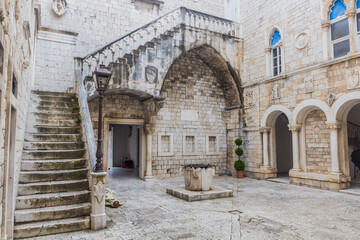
xmin=183 ymin=164 xmax=216 ymax=191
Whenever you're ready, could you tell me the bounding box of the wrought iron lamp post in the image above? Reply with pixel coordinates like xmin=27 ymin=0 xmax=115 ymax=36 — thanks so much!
xmin=93 ymin=64 xmax=112 ymax=172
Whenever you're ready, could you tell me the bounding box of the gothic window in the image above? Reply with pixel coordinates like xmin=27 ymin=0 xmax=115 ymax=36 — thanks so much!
xmin=270 ymin=30 xmax=282 ymax=77
xmin=0 ymin=42 xmax=3 ymax=75
xmin=329 ymin=0 xmax=350 ymax=58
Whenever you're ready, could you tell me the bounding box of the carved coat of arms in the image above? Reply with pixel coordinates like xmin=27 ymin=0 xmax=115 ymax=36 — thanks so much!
xmin=52 ymin=0 xmax=67 ymax=16
xmin=145 ymin=66 xmax=158 ymax=84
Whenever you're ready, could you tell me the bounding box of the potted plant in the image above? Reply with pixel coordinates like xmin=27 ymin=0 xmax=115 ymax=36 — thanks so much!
xmin=75 ymin=116 xmax=82 ymax=127
xmin=234 ymin=137 xmax=245 ymax=178
xmin=70 ymin=93 xmax=77 ymax=103
xmin=72 ymin=103 xmax=80 ymax=114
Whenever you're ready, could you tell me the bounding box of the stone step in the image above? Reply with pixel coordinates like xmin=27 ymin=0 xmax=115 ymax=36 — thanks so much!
xmin=14 ymin=216 xmax=90 ymax=239
xmin=27 ymin=119 xmax=77 ymax=127
xmin=16 ymin=190 xmax=90 ymax=210
xmin=29 ymin=126 xmax=81 ymax=135
xmin=21 ymin=158 xmax=87 ymax=171
xmin=35 ymin=100 xmax=73 ymax=108
xmin=35 ymin=95 xmax=72 ymax=102
xmin=34 ymin=112 xmax=78 ymax=120
xmin=25 ymin=133 xmax=82 ymax=142
xmin=23 ymin=141 xmax=84 ymax=150
xmin=31 ymin=90 xmax=72 ymax=97
xmin=34 ymin=106 xmax=73 ymax=113
xmin=22 ymin=149 xmax=85 ymax=160
xmin=19 ymin=168 xmax=88 ymax=183
xmin=18 ymin=179 xmax=89 ymax=196
xmin=14 ymin=202 xmax=91 ymax=223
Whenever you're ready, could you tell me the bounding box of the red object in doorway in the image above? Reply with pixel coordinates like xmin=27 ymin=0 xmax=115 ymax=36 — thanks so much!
xmin=123 ymin=160 xmax=134 ymax=168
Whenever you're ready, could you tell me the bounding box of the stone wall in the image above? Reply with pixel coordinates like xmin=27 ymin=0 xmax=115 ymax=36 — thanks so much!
xmin=0 ymin=0 xmax=37 ymax=237
xmin=34 ymin=0 xmax=225 ymax=92
xmin=153 ymin=52 xmax=228 ymax=178
xmin=305 ymin=110 xmax=331 ymax=174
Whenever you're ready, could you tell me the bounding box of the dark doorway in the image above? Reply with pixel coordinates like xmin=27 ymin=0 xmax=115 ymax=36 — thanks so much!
xmin=275 ymin=113 xmax=293 ymax=176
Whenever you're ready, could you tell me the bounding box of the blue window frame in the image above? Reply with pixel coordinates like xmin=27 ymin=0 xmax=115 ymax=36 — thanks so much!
xmin=270 ymin=30 xmax=282 ymax=76
xmin=330 ymin=0 xmax=350 ymax=58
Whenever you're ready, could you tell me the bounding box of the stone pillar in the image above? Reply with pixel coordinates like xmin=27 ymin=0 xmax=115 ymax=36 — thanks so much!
xmin=90 ymin=172 xmax=107 ymax=230
xmin=145 ymin=124 xmax=155 ymax=180
xmin=288 ymin=125 xmax=301 ymax=170
xmin=265 ymin=47 xmax=272 ymax=77
xmin=346 ymin=9 xmax=357 ymax=54
xmin=326 ymin=121 xmax=342 ymax=173
xmin=260 ymin=127 xmax=271 ymax=168
xmin=321 ymin=20 xmax=331 ymax=61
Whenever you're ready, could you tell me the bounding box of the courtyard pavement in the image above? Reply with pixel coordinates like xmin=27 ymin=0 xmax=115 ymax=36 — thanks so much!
xmin=32 ymin=170 xmax=360 ymax=240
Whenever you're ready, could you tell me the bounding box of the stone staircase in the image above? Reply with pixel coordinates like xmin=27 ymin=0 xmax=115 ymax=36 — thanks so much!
xmin=14 ymin=91 xmax=91 ymax=238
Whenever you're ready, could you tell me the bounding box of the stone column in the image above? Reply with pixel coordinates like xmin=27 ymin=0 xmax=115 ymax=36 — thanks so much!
xmin=346 ymin=9 xmax=357 ymax=54
xmin=265 ymin=47 xmax=272 ymax=77
xmin=90 ymin=172 xmax=107 ymax=230
xmin=145 ymin=124 xmax=155 ymax=180
xmin=321 ymin=20 xmax=331 ymax=61
xmin=326 ymin=121 xmax=342 ymax=173
xmin=288 ymin=125 xmax=302 ymax=170
xmin=260 ymin=127 xmax=271 ymax=168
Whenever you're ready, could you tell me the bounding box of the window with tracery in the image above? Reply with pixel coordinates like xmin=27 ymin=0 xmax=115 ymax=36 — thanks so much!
xmin=270 ymin=30 xmax=282 ymax=77
xmin=356 ymin=1 xmax=360 ymax=46
xmin=330 ymin=0 xmax=350 ymax=58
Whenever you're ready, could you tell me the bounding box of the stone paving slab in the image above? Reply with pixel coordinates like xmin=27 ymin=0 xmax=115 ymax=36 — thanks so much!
xmin=30 ymin=176 xmax=360 ymax=240
xmin=166 ymin=186 xmax=233 ymax=201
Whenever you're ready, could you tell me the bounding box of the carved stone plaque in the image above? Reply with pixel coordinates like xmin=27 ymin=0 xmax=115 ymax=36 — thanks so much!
xmin=52 ymin=0 xmax=67 ymax=16
xmin=272 ymin=84 xmax=281 ymax=100
xmin=304 ymin=76 xmax=314 ymax=93
xmin=347 ymin=69 xmax=360 ymax=90
xmin=145 ymin=66 xmax=158 ymax=84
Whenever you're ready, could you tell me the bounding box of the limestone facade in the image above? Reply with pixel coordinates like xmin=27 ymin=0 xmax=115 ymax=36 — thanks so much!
xmin=0 ymin=0 xmax=37 ymax=238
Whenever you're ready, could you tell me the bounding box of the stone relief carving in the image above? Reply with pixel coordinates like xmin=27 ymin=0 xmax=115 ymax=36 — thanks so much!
xmin=304 ymin=76 xmax=314 ymax=93
xmin=145 ymin=66 xmax=158 ymax=84
xmin=272 ymin=84 xmax=281 ymax=100
xmin=93 ymin=180 xmax=105 ymax=203
xmin=325 ymin=92 xmax=336 ymax=106
xmin=244 ymin=91 xmax=255 ymax=109
xmin=84 ymin=78 xmax=96 ymax=97
xmin=346 ymin=68 xmax=360 ymax=89
xmin=295 ymin=31 xmax=310 ymax=50
xmin=52 ymin=0 xmax=67 ymax=16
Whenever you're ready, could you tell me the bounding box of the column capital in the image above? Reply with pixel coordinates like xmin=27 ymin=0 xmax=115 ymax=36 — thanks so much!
xmin=288 ymin=124 xmax=302 ymax=132
xmin=326 ymin=121 xmax=342 ymax=130
xmin=259 ymin=127 xmax=271 ymax=133
xmin=264 ymin=47 xmax=272 ymax=53
xmin=144 ymin=124 xmax=155 ymax=135
xmin=321 ymin=19 xmax=331 ymax=29
xmin=345 ymin=9 xmax=357 ymax=18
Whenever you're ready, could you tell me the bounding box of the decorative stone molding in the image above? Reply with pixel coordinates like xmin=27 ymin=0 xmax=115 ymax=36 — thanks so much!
xmin=38 ymin=27 xmax=78 ymax=45
xmin=346 ymin=68 xmax=360 ymax=89
xmin=321 ymin=19 xmax=331 ymax=29
xmin=325 ymin=92 xmax=336 ymax=106
xmin=259 ymin=127 xmax=271 ymax=133
xmin=52 ymin=0 xmax=67 ymax=16
xmin=345 ymin=9 xmax=357 ymax=18
xmin=295 ymin=31 xmax=310 ymax=50
xmin=326 ymin=121 xmax=342 ymax=130
xmin=304 ymin=76 xmax=314 ymax=93
xmin=272 ymin=84 xmax=281 ymax=100
xmin=144 ymin=124 xmax=155 ymax=135
xmin=288 ymin=124 xmax=302 ymax=132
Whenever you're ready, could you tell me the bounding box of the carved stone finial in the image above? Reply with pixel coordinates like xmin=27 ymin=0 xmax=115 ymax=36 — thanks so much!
xmin=52 ymin=0 xmax=67 ymax=16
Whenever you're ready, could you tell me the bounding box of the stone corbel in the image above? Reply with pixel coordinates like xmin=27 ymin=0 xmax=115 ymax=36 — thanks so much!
xmin=321 ymin=19 xmax=331 ymax=29
xmin=259 ymin=126 xmax=271 ymax=133
xmin=142 ymin=97 xmax=165 ymax=124
xmin=288 ymin=124 xmax=301 ymax=132
xmin=326 ymin=121 xmax=342 ymax=130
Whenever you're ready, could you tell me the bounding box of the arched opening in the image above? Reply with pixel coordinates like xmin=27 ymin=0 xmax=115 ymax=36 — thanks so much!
xmin=346 ymin=104 xmax=360 ymax=183
xmin=274 ymin=113 xmax=293 ymax=176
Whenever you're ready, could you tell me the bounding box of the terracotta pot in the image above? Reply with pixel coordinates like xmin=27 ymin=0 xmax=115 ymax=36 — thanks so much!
xmin=236 ymin=170 xmax=244 ymax=179
xmin=73 ymin=110 xmax=79 ymax=114
xmin=76 ymin=123 xmax=81 ymax=127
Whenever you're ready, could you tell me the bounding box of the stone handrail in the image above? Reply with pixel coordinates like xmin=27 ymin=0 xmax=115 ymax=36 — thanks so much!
xmin=79 ymin=7 xmax=241 ymax=78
